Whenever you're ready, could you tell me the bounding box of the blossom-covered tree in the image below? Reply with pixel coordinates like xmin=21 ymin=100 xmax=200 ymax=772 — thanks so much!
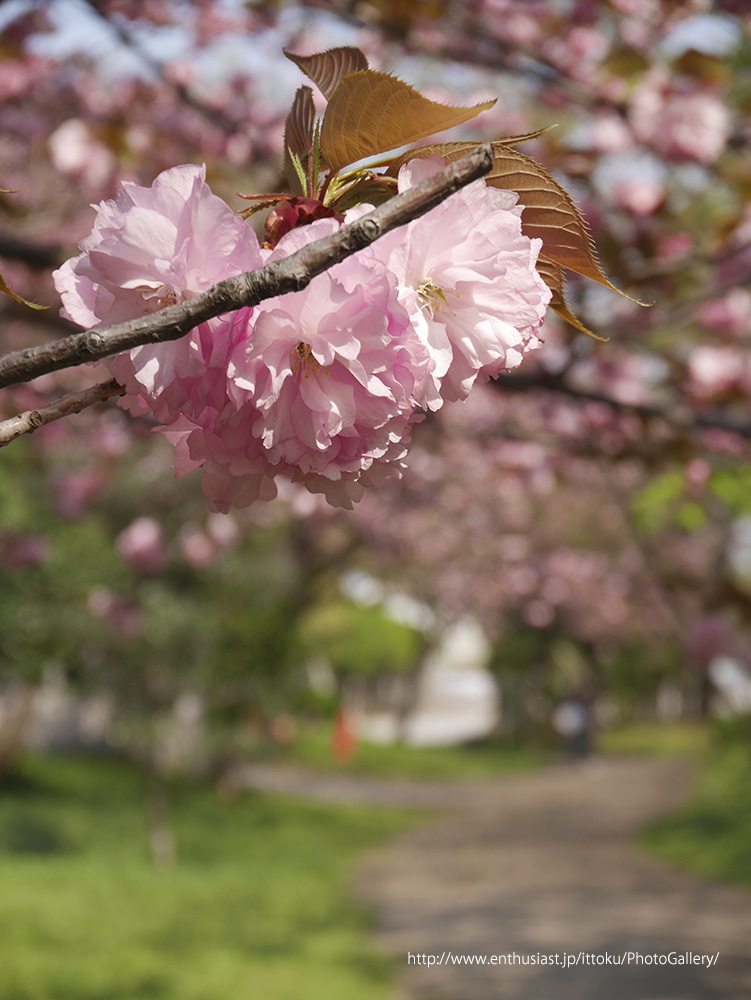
xmin=1 ymin=0 xmax=750 ymax=744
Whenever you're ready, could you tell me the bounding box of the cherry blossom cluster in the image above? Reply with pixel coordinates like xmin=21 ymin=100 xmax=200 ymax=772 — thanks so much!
xmin=54 ymin=161 xmax=550 ymax=510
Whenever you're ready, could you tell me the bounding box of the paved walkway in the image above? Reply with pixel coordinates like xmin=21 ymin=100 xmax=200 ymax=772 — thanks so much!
xmin=238 ymin=757 xmax=751 ymax=999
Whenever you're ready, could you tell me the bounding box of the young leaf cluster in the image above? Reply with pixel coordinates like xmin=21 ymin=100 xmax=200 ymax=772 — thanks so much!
xmin=279 ymin=45 xmax=636 ymax=334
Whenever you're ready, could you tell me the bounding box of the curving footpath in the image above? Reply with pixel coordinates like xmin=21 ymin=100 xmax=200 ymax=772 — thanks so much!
xmin=237 ymin=756 xmax=751 ymax=999
xmin=356 ymin=757 xmax=751 ymax=1000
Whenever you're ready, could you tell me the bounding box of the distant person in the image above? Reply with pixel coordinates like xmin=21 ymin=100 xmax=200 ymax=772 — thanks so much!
xmin=552 ymin=691 xmax=592 ymax=758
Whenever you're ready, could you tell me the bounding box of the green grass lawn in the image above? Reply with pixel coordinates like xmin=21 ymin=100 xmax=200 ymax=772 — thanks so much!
xmin=277 ymin=722 xmax=548 ymax=780
xmin=0 ymin=753 xmax=415 ymax=1000
xmin=642 ymin=721 xmax=751 ymax=887
xmin=598 ymin=721 xmax=711 ymax=759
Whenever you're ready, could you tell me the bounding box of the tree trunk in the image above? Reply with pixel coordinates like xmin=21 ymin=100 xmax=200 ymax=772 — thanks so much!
xmin=146 ymin=768 xmax=175 ymax=868
xmin=0 ymin=684 xmax=37 ymax=777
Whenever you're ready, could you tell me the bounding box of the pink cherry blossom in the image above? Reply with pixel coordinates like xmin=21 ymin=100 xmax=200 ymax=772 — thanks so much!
xmin=615 ymin=176 xmax=664 ymax=216
xmin=48 ymin=119 xmax=116 ymax=189
xmin=589 ymin=115 xmax=634 ymax=154
xmin=206 ymin=513 xmax=240 ymax=549
xmin=202 ymin=232 xmax=430 ymax=510
xmin=51 ymin=467 xmax=106 ymax=520
xmin=699 ymin=289 xmax=751 ymax=338
xmin=115 ymin=516 xmax=169 ymax=574
xmin=53 ymin=163 xmax=263 ymax=424
xmin=0 ymin=531 xmax=50 ymax=570
xmin=656 ymin=232 xmax=693 ymax=264
xmin=178 ymin=523 xmax=219 ymax=568
xmin=53 ymin=159 xmax=550 ymax=512
xmin=688 ymin=345 xmax=751 ymax=400
xmin=165 ymin=405 xmax=281 ymax=511
xmin=373 ymin=158 xmax=550 ymax=403
xmin=629 ymin=71 xmax=731 ymax=164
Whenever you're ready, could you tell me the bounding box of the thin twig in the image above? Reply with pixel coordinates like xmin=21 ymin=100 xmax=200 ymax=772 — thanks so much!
xmin=0 ymin=378 xmax=124 ymax=446
xmin=0 ymin=144 xmax=494 ymax=390
xmin=496 ymin=370 xmax=751 ymax=440
xmin=0 ymin=234 xmax=63 ymax=270
xmin=81 ymin=0 xmax=248 ymax=137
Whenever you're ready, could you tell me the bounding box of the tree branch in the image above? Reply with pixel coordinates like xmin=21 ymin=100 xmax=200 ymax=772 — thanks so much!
xmin=0 ymin=144 xmax=494 ymax=390
xmin=0 ymin=378 xmax=124 ymax=446
xmin=81 ymin=0 xmax=254 ymax=139
xmin=496 ymin=369 xmax=751 ymax=439
xmin=0 ymin=234 xmax=64 ymax=270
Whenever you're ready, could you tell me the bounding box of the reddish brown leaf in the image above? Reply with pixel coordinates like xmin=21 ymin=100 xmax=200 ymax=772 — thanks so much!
xmin=284 ymin=85 xmax=316 ymax=160
xmin=284 ymin=86 xmax=316 ymax=194
xmin=536 ymin=255 xmax=604 ymax=339
xmin=320 ymin=71 xmax=496 ymax=173
xmin=284 ymin=46 xmax=369 ymax=101
xmin=486 ymin=126 xmax=557 ymax=146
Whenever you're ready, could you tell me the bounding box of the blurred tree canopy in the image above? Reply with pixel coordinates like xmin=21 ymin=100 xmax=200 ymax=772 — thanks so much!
xmin=1 ymin=0 xmax=750 ymax=755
